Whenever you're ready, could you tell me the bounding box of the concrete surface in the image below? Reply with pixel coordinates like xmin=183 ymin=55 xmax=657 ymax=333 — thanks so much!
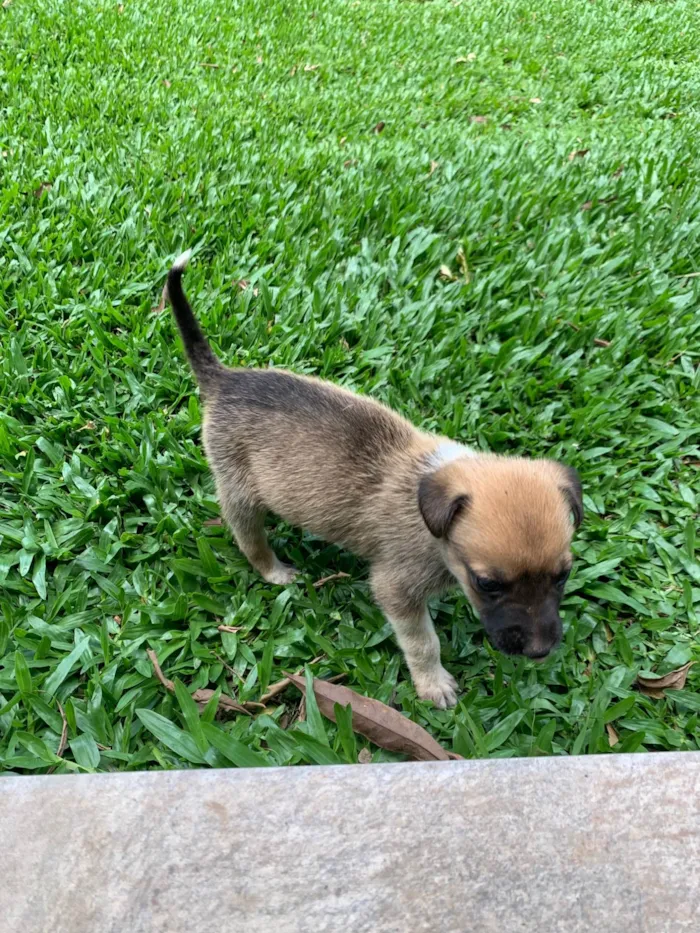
xmin=1 ymin=752 xmax=699 ymax=933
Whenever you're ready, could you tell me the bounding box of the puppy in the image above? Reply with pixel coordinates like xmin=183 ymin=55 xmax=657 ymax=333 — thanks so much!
xmin=164 ymin=252 xmax=583 ymax=708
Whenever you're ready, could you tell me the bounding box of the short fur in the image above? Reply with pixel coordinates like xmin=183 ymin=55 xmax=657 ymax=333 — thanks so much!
xmin=165 ymin=254 xmax=583 ymax=707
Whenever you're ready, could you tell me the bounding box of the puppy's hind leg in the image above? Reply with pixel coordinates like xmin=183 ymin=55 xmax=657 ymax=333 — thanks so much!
xmin=219 ymin=491 xmax=298 ymax=586
xmin=371 ymin=564 xmax=458 ymax=709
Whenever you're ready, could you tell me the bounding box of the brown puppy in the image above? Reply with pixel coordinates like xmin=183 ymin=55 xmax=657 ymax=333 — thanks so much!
xmin=165 ymin=252 xmax=583 ymax=708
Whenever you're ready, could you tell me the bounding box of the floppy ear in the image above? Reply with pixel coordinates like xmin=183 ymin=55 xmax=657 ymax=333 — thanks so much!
xmin=418 ymin=471 xmax=470 ymax=539
xmin=560 ymin=466 xmax=583 ymax=528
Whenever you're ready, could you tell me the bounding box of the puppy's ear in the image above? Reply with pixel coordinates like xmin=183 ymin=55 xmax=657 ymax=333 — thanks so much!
xmin=418 ymin=471 xmax=470 ymax=539
xmin=560 ymin=466 xmax=583 ymax=528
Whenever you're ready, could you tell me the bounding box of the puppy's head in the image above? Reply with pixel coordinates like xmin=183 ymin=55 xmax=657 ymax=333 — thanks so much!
xmin=418 ymin=456 xmax=583 ymax=660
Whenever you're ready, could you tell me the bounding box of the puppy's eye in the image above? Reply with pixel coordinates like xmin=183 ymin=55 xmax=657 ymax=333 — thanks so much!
xmin=473 ymin=575 xmax=503 ymax=596
xmin=554 ymin=567 xmax=571 ymax=587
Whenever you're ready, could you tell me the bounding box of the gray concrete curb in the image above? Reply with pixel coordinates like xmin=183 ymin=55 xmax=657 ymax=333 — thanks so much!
xmin=2 ymin=752 xmax=699 ymax=932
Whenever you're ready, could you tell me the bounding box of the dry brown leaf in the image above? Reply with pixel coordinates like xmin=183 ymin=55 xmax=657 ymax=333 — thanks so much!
xmin=217 ymin=624 xmax=241 ymax=633
xmin=636 ymin=662 xmax=695 ymax=699
xmin=454 ymin=54 xmax=476 ymax=64
xmin=313 ymin=571 xmax=350 ymax=588
xmin=286 ymin=673 xmax=453 ymax=761
xmin=304 ymin=63 xmax=320 ymax=72
xmin=33 ymin=182 xmax=52 ymax=199
xmin=191 ymin=687 xmax=254 ymax=715
xmin=203 ymin=517 xmax=223 ymax=526
xmin=606 ymin=724 xmax=619 ymax=747
xmin=257 ymin=656 xmax=325 ymax=705
xmin=529 ymin=97 xmax=542 ymax=104
xmin=568 ymin=148 xmax=590 ymax=161
xmin=162 ymin=79 xmax=171 ymax=88
xmin=372 ymin=121 xmax=385 ymax=134
xmin=79 ymin=420 xmax=96 ymax=431
xmin=146 ymin=649 xmax=255 ymax=715
xmin=581 ymin=200 xmax=594 ymax=211
xmin=151 ymin=285 xmax=167 ymax=313
xmin=113 ymin=615 xmax=122 ymax=625
xmin=456 ymin=247 xmax=471 ymax=283
xmin=358 ymin=748 xmax=372 ymax=764
xmin=470 ymin=115 xmax=488 ymax=124
xmin=428 ymin=160 xmax=439 ymax=176
xmin=594 ymin=337 xmax=611 ymax=348
xmin=439 ymin=264 xmax=458 ymax=282
xmin=339 ymin=136 xmax=347 ymax=146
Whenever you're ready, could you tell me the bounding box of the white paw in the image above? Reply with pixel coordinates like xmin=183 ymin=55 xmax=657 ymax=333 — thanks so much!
xmin=415 ymin=667 xmax=459 ymax=709
xmin=263 ymin=560 xmax=299 ymax=586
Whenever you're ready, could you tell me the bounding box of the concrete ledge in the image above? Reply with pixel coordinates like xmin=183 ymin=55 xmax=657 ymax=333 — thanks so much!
xmin=2 ymin=752 xmax=699 ymax=932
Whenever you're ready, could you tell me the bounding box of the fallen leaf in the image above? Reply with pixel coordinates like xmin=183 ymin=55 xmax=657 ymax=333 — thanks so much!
xmin=456 ymin=247 xmax=471 ymax=283
xmin=203 ymin=517 xmax=223 ymax=526
xmin=594 ymin=337 xmax=611 ymax=348
xmin=343 ymin=159 xmax=357 ymax=168
xmin=162 ymin=79 xmax=171 ymax=88
xmin=372 ymin=121 xmax=385 ymax=134
xmin=79 ymin=421 xmax=96 ymax=430
xmin=454 ymin=53 xmax=476 ymax=63
xmin=113 ymin=615 xmax=122 ymax=625
xmin=217 ymin=624 xmax=242 ymax=634
xmin=581 ymin=200 xmax=594 ymax=211
xmin=286 ymin=673 xmax=453 ymax=761
xmin=636 ymin=662 xmax=695 ymax=699
xmin=339 ymin=136 xmax=347 ymax=146
xmin=290 ymin=65 xmax=297 ymax=76
xmin=198 ymin=62 xmax=222 ymax=69
xmin=529 ymin=97 xmax=542 ymax=104
xmin=33 ymin=182 xmax=52 ymax=199
xmin=606 ymin=724 xmax=619 ymax=747
xmin=3 ymin=0 xmax=13 ymax=8
xmin=304 ymin=63 xmax=320 ymax=72
xmin=427 ymin=160 xmax=439 ymax=176
xmin=235 ymin=279 xmax=250 ymax=290
xmin=313 ymin=571 xmax=351 ymax=588
xmin=470 ymin=115 xmax=488 ymax=124
xmin=191 ymin=687 xmax=257 ymax=715
xmin=568 ymin=148 xmax=590 ymax=161
xmin=439 ymin=264 xmax=457 ymax=282
xmin=358 ymin=748 xmax=372 ymax=764
xmin=151 ymin=285 xmax=167 ymax=313
xmin=146 ymin=649 xmax=255 ymax=715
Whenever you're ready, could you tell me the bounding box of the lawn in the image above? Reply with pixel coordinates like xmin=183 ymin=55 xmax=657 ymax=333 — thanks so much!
xmin=1 ymin=0 xmax=699 ymax=773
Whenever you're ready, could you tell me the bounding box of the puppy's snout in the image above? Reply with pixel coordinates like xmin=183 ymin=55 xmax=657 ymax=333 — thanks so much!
xmin=484 ymin=607 xmax=562 ymax=660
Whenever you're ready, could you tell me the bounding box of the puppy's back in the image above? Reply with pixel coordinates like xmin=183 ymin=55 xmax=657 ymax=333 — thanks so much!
xmin=203 ymin=368 xmax=424 ymax=552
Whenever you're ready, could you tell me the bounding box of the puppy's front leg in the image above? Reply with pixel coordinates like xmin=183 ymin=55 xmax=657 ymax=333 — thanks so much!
xmin=371 ymin=566 xmax=458 ymax=709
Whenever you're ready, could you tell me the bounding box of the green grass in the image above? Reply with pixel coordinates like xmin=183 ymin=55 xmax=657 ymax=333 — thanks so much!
xmin=1 ymin=0 xmax=699 ymax=774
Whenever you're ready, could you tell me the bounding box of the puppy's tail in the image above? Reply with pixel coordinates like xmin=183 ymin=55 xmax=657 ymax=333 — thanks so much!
xmin=164 ymin=251 xmax=224 ymax=395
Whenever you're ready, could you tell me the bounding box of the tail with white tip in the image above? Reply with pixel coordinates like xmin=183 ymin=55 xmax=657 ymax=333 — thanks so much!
xmin=164 ymin=251 xmax=223 ymax=395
